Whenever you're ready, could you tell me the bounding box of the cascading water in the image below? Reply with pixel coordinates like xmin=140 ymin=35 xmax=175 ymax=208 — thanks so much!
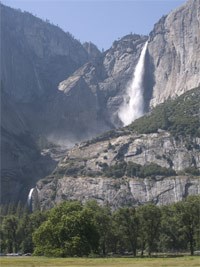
xmin=27 ymin=188 xmax=34 ymax=208
xmin=118 ymin=41 xmax=148 ymax=126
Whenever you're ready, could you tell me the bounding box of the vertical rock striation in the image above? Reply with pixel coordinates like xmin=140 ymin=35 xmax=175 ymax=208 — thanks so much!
xmin=148 ymin=0 xmax=200 ymax=106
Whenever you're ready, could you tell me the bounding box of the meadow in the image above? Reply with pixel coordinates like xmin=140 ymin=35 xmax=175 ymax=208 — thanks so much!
xmin=0 ymin=256 xmax=200 ymax=267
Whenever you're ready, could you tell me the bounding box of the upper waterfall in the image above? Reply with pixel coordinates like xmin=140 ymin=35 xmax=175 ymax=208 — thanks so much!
xmin=118 ymin=41 xmax=148 ymax=126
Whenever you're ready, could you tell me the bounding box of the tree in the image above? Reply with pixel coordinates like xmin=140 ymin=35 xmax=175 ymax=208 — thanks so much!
xmin=175 ymin=195 xmax=200 ymax=255
xmin=113 ymin=207 xmax=139 ymax=256
xmin=2 ymin=215 xmax=19 ymax=253
xmin=33 ymin=201 xmax=99 ymax=257
xmin=18 ymin=210 xmax=47 ymax=253
xmin=137 ymin=204 xmax=161 ymax=256
xmin=84 ymin=200 xmax=112 ymax=255
xmin=159 ymin=205 xmax=186 ymax=252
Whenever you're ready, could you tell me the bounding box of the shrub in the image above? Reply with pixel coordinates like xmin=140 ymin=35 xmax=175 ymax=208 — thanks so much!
xmin=104 ymin=161 xmax=127 ymax=178
xmin=126 ymin=162 xmax=141 ymax=177
xmin=183 ymin=167 xmax=200 ymax=176
xmin=139 ymin=163 xmax=176 ymax=178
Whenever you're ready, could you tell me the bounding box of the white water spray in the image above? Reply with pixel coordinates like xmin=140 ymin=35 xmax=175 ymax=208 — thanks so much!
xmin=118 ymin=41 xmax=148 ymax=126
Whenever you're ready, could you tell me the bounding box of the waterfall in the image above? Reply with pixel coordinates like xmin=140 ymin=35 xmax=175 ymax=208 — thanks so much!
xmin=118 ymin=41 xmax=148 ymax=126
xmin=27 ymin=188 xmax=34 ymax=208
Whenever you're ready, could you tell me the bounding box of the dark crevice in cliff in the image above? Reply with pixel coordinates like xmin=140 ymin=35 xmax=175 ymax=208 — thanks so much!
xmin=143 ymin=50 xmax=155 ymax=113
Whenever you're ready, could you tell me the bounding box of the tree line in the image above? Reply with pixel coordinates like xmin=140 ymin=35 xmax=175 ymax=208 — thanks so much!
xmin=0 ymin=195 xmax=199 ymax=257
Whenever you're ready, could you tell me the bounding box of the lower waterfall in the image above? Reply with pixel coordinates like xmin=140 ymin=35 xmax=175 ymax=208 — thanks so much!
xmin=27 ymin=188 xmax=34 ymax=208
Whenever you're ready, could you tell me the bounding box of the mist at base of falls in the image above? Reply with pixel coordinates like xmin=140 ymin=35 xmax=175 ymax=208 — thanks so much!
xmin=118 ymin=41 xmax=148 ymax=126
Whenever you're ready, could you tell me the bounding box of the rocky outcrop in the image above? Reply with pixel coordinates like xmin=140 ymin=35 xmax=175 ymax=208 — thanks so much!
xmin=83 ymin=42 xmax=101 ymax=61
xmin=57 ymin=0 xmax=200 ymax=128
xmin=1 ymin=0 xmax=199 ymax=137
xmin=33 ymin=175 xmax=200 ymax=211
xmin=148 ymin=0 xmax=200 ymax=106
xmin=1 ymin=0 xmax=200 ymax=206
xmin=62 ymin=132 xmax=200 ymax=172
xmin=31 ymin=86 xmax=200 ymax=210
xmin=31 ymin=128 xmax=200 ymax=210
xmin=1 ymin=4 xmax=148 ymax=142
xmin=58 ymin=34 xmax=148 ymax=129
xmin=2 ymin=0 xmax=199 ymax=139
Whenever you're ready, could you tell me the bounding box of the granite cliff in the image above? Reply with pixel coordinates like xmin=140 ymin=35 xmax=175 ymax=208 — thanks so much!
xmin=33 ymin=176 xmax=200 ymax=211
xmin=1 ymin=4 xmax=89 ymax=103
xmin=58 ymin=0 xmax=200 ymax=127
xmin=1 ymin=0 xmax=200 ymax=205
xmin=148 ymin=0 xmax=200 ymax=106
xmin=58 ymin=34 xmax=148 ymax=131
xmin=0 ymin=4 xmax=104 ymax=203
xmin=0 ymin=4 xmax=89 ymax=203
xmin=2 ymin=0 xmax=199 ymax=139
xmin=32 ymin=88 xmax=200 ymax=210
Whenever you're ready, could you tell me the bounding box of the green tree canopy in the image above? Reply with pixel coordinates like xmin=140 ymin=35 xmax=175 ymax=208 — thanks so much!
xmin=33 ymin=201 xmax=99 ymax=257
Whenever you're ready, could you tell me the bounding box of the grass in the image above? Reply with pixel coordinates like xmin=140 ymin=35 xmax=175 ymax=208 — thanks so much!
xmin=0 ymin=256 xmax=200 ymax=267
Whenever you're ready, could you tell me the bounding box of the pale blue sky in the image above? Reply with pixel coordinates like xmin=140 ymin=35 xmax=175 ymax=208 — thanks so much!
xmin=2 ymin=0 xmax=186 ymax=50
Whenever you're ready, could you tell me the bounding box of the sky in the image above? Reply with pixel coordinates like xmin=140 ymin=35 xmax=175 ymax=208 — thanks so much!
xmin=1 ymin=0 xmax=186 ymax=50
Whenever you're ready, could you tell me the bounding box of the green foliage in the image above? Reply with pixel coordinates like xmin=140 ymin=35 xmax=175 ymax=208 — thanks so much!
xmin=0 ymin=203 xmax=47 ymax=254
xmin=128 ymin=87 xmax=200 ymax=137
xmin=137 ymin=204 xmax=162 ymax=256
xmin=33 ymin=201 xmax=99 ymax=257
xmin=158 ymin=205 xmax=186 ymax=252
xmin=52 ymin=89 xmax=199 ymax=181
xmin=103 ymin=161 xmax=176 ymax=178
xmin=104 ymin=162 xmax=127 ymax=178
xmin=84 ymin=200 xmax=113 ymax=255
xmin=174 ymin=195 xmax=200 ymax=255
xmin=113 ymin=207 xmax=139 ymax=256
xmin=53 ymin=159 xmax=86 ymax=177
xmin=183 ymin=167 xmax=200 ymax=176
xmin=126 ymin=162 xmax=141 ymax=177
xmin=1 ymin=215 xmax=19 ymax=253
xmin=139 ymin=163 xmax=176 ymax=178
xmin=1 ymin=196 xmax=200 ymax=257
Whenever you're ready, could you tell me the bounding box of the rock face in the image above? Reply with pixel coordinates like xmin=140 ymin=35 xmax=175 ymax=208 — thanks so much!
xmin=0 ymin=90 xmax=56 ymax=204
xmin=62 ymin=132 xmax=200 ymax=173
xmin=1 ymin=0 xmax=199 ymax=136
xmin=56 ymin=0 xmax=200 ymax=127
xmin=0 ymin=4 xmax=97 ymax=203
xmin=32 ymin=126 xmax=200 ymax=210
xmin=148 ymin=0 xmax=200 ymax=106
xmin=2 ymin=0 xmax=199 ymax=138
xmin=1 ymin=4 xmax=89 ymax=103
xmin=58 ymin=34 xmax=148 ymax=130
xmin=33 ymin=176 xmax=200 ymax=211
xmin=31 ymin=87 xmax=200 ymax=210
xmin=1 ymin=0 xmax=200 ymax=205
xmin=0 ymin=4 xmax=95 ymax=141
xmin=83 ymin=42 xmax=101 ymax=61
xmin=0 ymin=4 xmax=148 ymax=140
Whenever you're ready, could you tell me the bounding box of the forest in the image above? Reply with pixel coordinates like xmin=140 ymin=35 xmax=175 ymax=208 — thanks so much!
xmin=0 ymin=195 xmax=199 ymax=257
